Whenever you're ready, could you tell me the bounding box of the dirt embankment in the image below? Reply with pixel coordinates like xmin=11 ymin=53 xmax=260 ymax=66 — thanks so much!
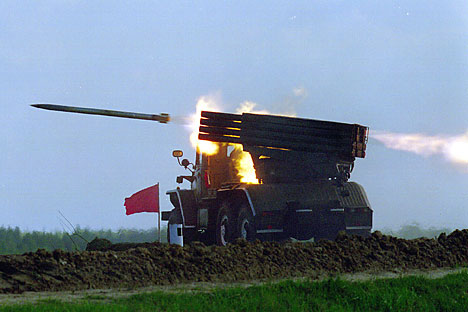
xmin=0 ymin=230 xmax=467 ymax=294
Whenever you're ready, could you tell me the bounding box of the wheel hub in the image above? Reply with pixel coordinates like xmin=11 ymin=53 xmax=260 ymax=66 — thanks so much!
xmin=220 ymin=215 xmax=229 ymax=245
xmin=240 ymin=219 xmax=249 ymax=239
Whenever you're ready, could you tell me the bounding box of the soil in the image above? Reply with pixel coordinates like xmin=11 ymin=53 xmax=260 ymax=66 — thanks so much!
xmin=0 ymin=230 xmax=467 ymax=294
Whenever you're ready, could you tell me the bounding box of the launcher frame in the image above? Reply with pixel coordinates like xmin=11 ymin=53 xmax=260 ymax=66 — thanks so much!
xmin=198 ymin=111 xmax=368 ymax=183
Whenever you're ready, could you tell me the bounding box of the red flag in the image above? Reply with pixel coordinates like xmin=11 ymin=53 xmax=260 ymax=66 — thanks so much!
xmin=124 ymin=184 xmax=159 ymax=215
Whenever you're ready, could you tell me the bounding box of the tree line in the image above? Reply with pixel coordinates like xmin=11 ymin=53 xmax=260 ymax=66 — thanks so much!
xmin=381 ymin=223 xmax=453 ymax=240
xmin=0 ymin=226 xmax=166 ymax=255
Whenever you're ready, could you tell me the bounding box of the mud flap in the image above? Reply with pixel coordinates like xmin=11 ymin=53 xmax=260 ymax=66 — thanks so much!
xmin=283 ymin=201 xmax=346 ymax=241
xmin=283 ymin=202 xmax=316 ymax=241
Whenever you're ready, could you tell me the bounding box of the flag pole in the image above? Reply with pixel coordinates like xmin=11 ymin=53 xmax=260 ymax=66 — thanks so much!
xmin=158 ymin=183 xmax=161 ymax=243
xmin=158 ymin=212 xmax=161 ymax=243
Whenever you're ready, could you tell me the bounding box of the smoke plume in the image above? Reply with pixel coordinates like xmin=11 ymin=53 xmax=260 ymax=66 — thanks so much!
xmin=371 ymin=130 xmax=468 ymax=167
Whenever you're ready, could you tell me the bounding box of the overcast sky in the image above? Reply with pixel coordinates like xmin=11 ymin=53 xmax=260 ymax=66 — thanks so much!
xmin=1 ymin=1 xmax=467 ymax=232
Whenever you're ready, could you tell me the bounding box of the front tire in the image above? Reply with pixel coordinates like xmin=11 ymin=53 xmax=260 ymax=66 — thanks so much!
xmin=215 ymin=203 xmax=235 ymax=246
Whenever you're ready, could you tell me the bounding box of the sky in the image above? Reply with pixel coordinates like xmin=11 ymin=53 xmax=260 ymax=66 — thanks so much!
xmin=1 ymin=0 xmax=467 ymax=232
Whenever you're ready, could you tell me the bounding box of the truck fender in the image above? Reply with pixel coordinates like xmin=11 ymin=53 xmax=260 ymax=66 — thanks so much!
xmin=166 ymin=189 xmax=198 ymax=228
xmin=217 ymin=188 xmax=256 ymax=217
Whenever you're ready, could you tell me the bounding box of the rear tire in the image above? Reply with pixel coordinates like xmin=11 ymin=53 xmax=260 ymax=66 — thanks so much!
xmin=215 ymin=203 xmax=235 ymax=246
xmin=236 ymin=206 xmax=256 ymax=241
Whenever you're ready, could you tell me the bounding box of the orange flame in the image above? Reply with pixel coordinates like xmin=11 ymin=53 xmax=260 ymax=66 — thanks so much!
xmin=232 ymin=101 xmax=297 ymax=184
xmin=230 ymin=101 xmax=271 ymax=183
xmin=231 ymin=145 xmax=258 ymax=183
xmin=190 ymin=96 xmax=220 ymax=155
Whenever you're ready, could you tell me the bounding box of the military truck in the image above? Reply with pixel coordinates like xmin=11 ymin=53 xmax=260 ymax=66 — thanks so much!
xmin=32 ymin=104 xmax=372 ymax=246
xmin=164 ymin=111 xmax=372 ymax=245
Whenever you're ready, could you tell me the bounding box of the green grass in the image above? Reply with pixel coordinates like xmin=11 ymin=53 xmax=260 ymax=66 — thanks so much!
xmin=2 ymin=271 xmax=468 ymax=311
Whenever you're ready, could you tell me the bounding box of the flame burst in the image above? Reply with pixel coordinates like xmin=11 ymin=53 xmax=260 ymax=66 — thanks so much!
xmin=190 ymin=97 xmax=298 ymax=183
xmin=232 ymin=146 xmax=259 ymax=183
xmin=231 ymin=102 xmax=266 ymax=184
xmin=190 ymin=96 xmax=220 ymax=155
xmin=189 ymin=96 xmax=258 ymax=182
xmin=233 ymin=102 xmax=296 ymax=183
xmin=371 ymin=130 xmax=468 ymax=167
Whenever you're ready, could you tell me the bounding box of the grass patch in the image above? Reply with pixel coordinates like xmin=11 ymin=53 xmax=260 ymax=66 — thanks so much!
xmin=1 ymin=271 xmax=468 ymax=311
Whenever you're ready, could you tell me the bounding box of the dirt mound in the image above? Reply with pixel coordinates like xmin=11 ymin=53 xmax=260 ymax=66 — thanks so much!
xmin=1 ymin=230 xmax=467 ymax=294
xmin=85 ymin=237 xmax=156 ymax=252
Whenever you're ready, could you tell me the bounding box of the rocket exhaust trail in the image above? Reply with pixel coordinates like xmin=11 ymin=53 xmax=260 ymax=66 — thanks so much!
xmin=371 ymin=130 xmax=468 ymax=167
xmin=167 ymin=115 xmax=192 ymax=125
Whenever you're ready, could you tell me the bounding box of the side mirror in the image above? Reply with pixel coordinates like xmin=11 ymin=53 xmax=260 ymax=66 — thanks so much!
xmin=181 ymin=159 xmax=190 ymax=168
xmin=173 ymin=150 xmax=194 ymax=172
xmin=172 ymin=150 xmax=183 ymax=158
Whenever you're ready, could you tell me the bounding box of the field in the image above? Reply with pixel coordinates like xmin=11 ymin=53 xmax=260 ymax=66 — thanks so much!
xmin=1 ymin=270 xmax=468 ymax=311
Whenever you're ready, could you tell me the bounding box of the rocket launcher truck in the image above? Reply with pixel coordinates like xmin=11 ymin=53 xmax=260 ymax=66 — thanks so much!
xmin=166 ymin=111 xmax=371 ymax=245
xmin=32 ymin=104 xmax=372 ymax=246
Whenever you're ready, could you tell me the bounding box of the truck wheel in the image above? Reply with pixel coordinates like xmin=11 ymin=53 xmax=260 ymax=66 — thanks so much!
xmin=215 ymin=203 xmax=235 ymax=246
xmin=236 ymin=206 xmax=255 ymax=241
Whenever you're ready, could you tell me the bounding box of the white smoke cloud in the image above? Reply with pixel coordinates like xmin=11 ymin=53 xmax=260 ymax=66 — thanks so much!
xmin=267 ymin=86 xmax=308 ymax=116
xmin=371 ymin=130 xmax=468 ymax=166
xmin=293 ymin=86 xmax=308 ymax=98
xmin=236 ymin=101 xmax=270 ymax=114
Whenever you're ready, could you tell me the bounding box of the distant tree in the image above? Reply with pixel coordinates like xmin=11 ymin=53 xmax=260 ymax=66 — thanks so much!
xmin=381 ymin=222 xmax=453 ymax=239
